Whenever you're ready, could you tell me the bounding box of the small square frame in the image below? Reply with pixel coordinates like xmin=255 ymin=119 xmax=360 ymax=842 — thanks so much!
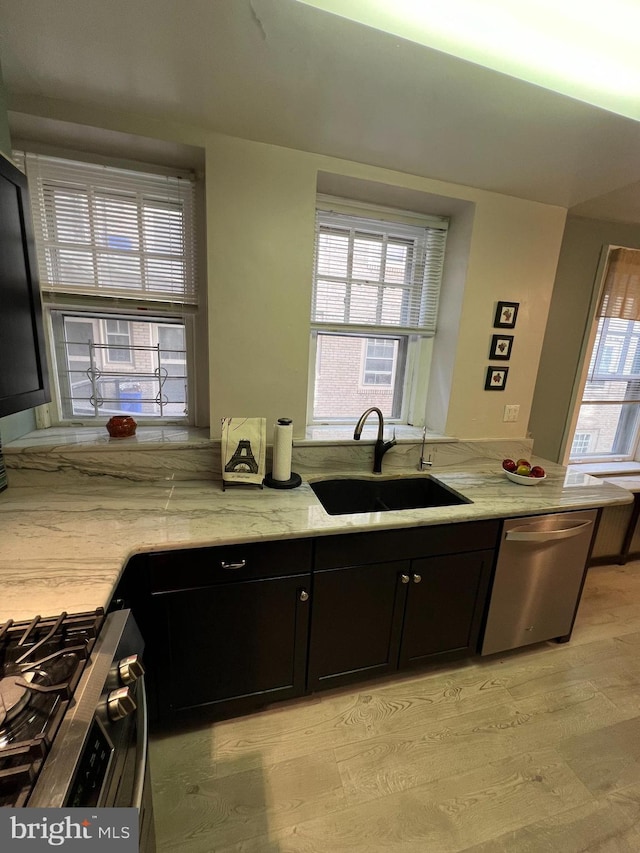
xmin=485 ymin=366 xmax=509 ymax=390
xmin=489 ymin=334 xmax=513 ymax=360
xmin=494 ymin=301 xmax=519 ymax=329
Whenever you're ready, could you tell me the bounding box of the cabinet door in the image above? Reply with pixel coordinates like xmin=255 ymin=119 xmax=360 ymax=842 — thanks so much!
xmin=399 ymin=549 xmax=494 ymax=668
xmin=307 ymin=560 xmax=408 ymax=691
xmin=152 ymin=573 xmax=311 ymax=717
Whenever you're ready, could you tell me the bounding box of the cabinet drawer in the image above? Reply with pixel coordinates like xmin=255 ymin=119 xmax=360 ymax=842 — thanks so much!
xmin=148 ymin=538 xmax=313 ymax=592
xmin=315 ymin=520 xmax=500 ymax=569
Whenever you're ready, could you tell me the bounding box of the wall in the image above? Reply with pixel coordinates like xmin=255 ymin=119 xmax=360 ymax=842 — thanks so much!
xmin=5 ymin=96 xmax=567 ymax=442
xmin=206 ymin=134 xmax=566 ymax=439
xmin=529 ymin=215 xmax=640 ymax=463
xmin=443 ymin=192 xmax=565 ymax=438
xmin=0 ymin=61 xmax=11 ymax=155
xmin=206 ymin=136 xmax=316 ymax=436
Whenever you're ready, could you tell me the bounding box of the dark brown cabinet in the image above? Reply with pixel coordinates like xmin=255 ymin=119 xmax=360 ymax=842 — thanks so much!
xmin=0 ymin=154 xmax=50 ymax=417
xmin=308 ymin=521 xmax=498 ymax=691
xmin=398 ymin=550 xmax=494 ymax=668
xmin=153 ymin=573 xmax=310 ymax=714
xmin=118 ymin=520 xmax=499 ymax=722
xmin=307 ymin=560 xmax=407 ymax=690
xmin=122 ymin=539 xmax=313 ymax=721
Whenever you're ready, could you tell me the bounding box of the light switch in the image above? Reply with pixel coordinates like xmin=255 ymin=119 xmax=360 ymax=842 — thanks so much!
xmin=504 ymin=404 xmax=520 ymax=422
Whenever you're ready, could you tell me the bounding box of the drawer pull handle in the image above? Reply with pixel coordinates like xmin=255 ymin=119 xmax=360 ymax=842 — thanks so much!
xmin=413 ymin=574 xmax=422 ymax=584
xmin=299 ymin=590 xmax=310 ymax=602
xmin=221 ymin=560 xmax=246 ymax=570
xmin=401 ymin=574 xmax=410 ymax=584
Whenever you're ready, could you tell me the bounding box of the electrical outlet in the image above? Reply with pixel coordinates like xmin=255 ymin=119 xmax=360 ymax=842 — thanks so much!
xmin=504 ymin=404 xmax=520 ymax=422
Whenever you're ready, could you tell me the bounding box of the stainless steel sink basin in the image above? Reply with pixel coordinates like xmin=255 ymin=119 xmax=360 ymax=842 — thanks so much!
xmin=310 ymin=476 xmax=471 ymax=516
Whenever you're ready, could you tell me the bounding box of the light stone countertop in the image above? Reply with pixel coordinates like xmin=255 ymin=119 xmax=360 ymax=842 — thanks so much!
xmin=0 ymin=460 xmax=633 ymax=623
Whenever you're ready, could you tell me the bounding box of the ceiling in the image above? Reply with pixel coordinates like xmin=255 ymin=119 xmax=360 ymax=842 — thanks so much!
xmin=299 ymin=0 xmax=640 ymax=121
xmin=1 ymin=0 xmax=639 ymax=222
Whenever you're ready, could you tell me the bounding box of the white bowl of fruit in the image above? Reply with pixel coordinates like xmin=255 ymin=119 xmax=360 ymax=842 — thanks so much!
xmin=502 ymin=458 xmax=546 ymax=485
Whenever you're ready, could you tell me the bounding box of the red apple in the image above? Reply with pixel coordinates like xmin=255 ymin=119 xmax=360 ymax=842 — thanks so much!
xmin=530 ymin=466 xmax=546 ymax=478
xmin=502 ymin=459 xmax=517 ymax=472
xmin=516 ymin=458 xmax=530 ymax=469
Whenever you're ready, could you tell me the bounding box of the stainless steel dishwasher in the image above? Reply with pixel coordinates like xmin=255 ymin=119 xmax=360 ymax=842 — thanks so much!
xmin=481 ymin=509 xmax=598 ymax=656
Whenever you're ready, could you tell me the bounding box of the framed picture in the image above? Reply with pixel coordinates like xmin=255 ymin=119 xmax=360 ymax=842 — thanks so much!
xmin=489 ymin=334 xmax=513 ymax=360
xmin=494 ymin=301 xmax=519 ymax=329
xmin=485 ymin=366 xmax=509 ymax=390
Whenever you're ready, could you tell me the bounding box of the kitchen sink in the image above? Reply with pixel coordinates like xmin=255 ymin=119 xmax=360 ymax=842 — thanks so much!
xmin=310 ymin=476 xmax=471 ymax=516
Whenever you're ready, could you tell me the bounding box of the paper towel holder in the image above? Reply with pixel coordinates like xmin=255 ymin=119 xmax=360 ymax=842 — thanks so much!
xmin=264 ymin=416 xmax=302 ymax=489
xmin=264 ymin=471 xmax=302 ymax=489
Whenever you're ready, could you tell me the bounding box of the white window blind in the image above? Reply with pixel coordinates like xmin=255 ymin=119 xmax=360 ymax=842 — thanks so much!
xmin=23 ymin=153 xmax=197 ymax=304
xmin=312 ymin=209 xmax=447 ymax=334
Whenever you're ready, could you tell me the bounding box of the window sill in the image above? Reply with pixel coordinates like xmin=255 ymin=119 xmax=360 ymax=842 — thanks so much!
xmin=570 ymin=461 xmax=640 ymax=477
xmin=299 ymin=424 xmax=454 ymax=446
xmin=4 ymin=424 xmax=456 ymax=452
xmin=3 ymin=425 xmax=211 ymax=452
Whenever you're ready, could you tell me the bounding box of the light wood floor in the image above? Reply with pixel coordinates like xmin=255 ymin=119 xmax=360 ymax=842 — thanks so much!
xmin=149 ymin=560 xmax=640 ymax=852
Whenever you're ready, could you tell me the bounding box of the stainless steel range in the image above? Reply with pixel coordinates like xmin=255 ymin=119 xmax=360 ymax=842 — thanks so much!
xmin=0 ymin=608 xmax=155 ymax=852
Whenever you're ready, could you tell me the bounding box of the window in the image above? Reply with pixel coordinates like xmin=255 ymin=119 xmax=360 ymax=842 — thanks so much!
xmin=51 ymin=311 xmax=188 ymax=419
xmin=20 ymin=152 xmax=197 ymax=423
xmin=362 ymin=338 xmax=397 ymax=386
xmin=570 ymin=431 xmax=595 ymax=457
xmin=105 ymin=319 xmax=132 ymax=363
xmin=310 ymin=203 xmax=448 ymax=422
xmin=569 ymin=247 xmax=640 ymax=462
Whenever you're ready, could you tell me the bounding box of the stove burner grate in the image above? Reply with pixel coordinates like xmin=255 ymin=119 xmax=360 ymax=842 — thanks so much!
xmin=0 ymin=609 xmax=105 ymax=808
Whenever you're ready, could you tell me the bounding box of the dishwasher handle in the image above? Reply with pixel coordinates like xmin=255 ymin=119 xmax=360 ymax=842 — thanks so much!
xmin=505 ymin=519 xmax=593 ymax=542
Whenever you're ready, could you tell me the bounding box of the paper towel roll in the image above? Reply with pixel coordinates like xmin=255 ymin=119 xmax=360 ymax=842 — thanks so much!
xmin=273 ymin=418 xmax=293 ymax=482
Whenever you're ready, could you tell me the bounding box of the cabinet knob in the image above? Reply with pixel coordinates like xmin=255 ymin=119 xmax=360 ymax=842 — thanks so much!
xmin=221 ymin=560 xmax=246 ymax=570
xmin=299 ymin=590 xmax=310 ymax=602
xmin=401 ymin=574 xmax=410 ymax=584
xmin=412 ymin=574 xmax=422 ymax=584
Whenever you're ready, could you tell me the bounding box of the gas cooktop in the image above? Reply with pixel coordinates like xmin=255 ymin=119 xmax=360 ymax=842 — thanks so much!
xmin=0 ymin=609 xmax=105 ymax=807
